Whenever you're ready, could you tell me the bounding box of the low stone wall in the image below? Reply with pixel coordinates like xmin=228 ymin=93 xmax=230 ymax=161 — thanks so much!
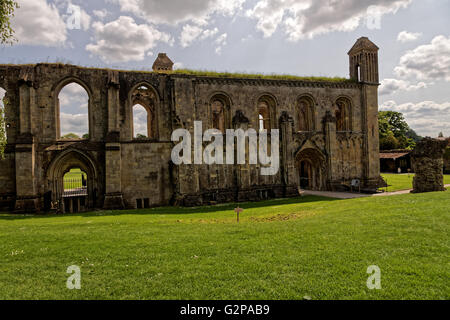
xmin=411 ymin=138 xmax=448 ymax=193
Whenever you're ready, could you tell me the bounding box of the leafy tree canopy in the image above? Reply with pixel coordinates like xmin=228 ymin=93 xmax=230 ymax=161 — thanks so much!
xmin=61 ymin=133 xmax=80 ymax=140
xmin=379 ymin=111 xmax=421 ymax=150
xmin=0 ymin=1 xmax=19 ymax=45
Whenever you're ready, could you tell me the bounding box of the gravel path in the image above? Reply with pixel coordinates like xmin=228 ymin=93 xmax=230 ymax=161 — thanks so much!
xmin=302 ymin=184 xmax=450 ymax=199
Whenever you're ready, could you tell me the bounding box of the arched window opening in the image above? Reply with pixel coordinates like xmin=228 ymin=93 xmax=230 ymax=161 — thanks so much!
xmin=133 ymin=104 xmax=150 ymax=139
xmin=259 ymin=114 xmax=264 ymax=131
xmin=58 ymin=83 xmax=89 ymax=140
xmin=297 ymin=97 xmax=314 ymax=132
xmin=63 ymin=168 xmax=88 ymax=213
xmin=211 ymin=99 xmax=226 ymax=132
xmin=336 ymin=98 xmax=352 ymax=132
xmin=131 ymin=84 xmax=157 ymax=139
xmin=356 ymin=65 xmax=361 ymax=82
xmin=0 ymin=87 xmax=7 ymax=147
xmin=258 ymin=101 xmax=271 ymax=131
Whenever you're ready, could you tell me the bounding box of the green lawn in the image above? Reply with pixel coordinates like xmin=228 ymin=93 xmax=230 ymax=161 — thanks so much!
xmin=381 ymin=174 xmax=450 ymax=192
xmin=0 ymin=191 xmax=449 ymax=300
xmin=64 ymin=169 xmax=87 ymax=189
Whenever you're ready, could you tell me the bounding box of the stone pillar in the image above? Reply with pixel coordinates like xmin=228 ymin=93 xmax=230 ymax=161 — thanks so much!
xmin=361 ymin=84 xmax=381 ymax=191
xmin=232 ymin=110 xmax=251 ymax=201
xmin=279 ymin=111 xmax=297 ymax=197
xmin=323 ymin=111 xmax=339 ymax=190
xmin=15 ymin=75 xmax=40 ymax=213
xmin=103 ymin=72 xmax=125 ymax=209
xmin=411 ymin=138 xmax=448 ymax=193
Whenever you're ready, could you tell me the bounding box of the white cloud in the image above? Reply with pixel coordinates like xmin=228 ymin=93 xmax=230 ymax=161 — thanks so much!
xmin=59 ymin=83 xmax=89 ymax=109
xmin=173 ymin=62 xmax=184 ymax=70
xmin=379 ymin=78 xmax=427 ymax=96
xmin=380 ymin=100 xmax=450 ymax=137
xmin=59 ymin=83 xmax=89 ymax=136
xmin=111 ymin=0 xmax=245 ymax=25
xmin=394 ymin=35 xmax=450 ymax=82
xmin=60 ymin=113 xmax=89 ymax=136
xmin=12 ymin=0 xmax=67 ymax=46
xmin=180 ymin=24 xmax=219 ymax=48
xmin=397 ymin=31 xmax=422 ymax=43
xmin=86 ymin=16 xmax=173 ymax=63
xmin=93 ymin=9 xmax=109 ymax=20
xmin=133 ymin=104 xmax=148 ymax=136
xmin=77 ymin=5 xmax=92 ymax=31
xmin=215 ymin=33 xmax=227 ymax=54
xmin=247 ymin=0 xmax=411 ymax=40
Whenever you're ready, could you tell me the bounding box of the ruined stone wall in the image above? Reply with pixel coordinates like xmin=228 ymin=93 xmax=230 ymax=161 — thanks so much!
xmin=412 ymin=138 xmax=448 ymax=193
xmin=171 ymin=75 xmax=374 ymax=205
xmin=0 ymin=61 xmax=380 ymax=212
xmin=120 ymin=142 xmax=173 ymax=208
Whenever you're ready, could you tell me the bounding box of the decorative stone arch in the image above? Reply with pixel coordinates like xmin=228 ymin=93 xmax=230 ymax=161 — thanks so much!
xmin=128 ymin=82 xmax=160 ymax=140
xmin=335 ymin=95 xmax=353 ymax=132
xmin=295 ymin=147 xmax=327 ymax=191
xmin=209 ymin=92 xmax=232 ymax=132
xmin=52 ymin=76 xmax=94 ymax=140
xmin=296 ymin=94 xmax=316 ymax=132
xmin=46 ymin=149 xmax=99 ymax=210
xmin=256 ymin=93 xmax=278 ymax=130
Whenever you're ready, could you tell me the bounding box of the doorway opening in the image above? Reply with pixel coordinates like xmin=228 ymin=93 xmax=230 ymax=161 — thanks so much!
xmin=296 ymin=148 xmax=326 ymax=191
xmin=299 ymin=160 xmax=313 ymax=189
xmin=62 ymin=168 xmax=88 ymax=213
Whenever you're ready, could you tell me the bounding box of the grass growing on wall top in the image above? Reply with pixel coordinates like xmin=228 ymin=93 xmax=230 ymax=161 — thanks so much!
xmin=172 ymin=69 xmax=353 ymax=83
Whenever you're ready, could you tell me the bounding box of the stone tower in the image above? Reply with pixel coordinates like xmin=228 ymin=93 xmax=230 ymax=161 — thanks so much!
xmin=349 ymin=37 xmax=380 ymax=189
xmin=152 ymin=53 xmax=174 ymax=73
xmin=348 ymin=37 xmax=379 ymax=84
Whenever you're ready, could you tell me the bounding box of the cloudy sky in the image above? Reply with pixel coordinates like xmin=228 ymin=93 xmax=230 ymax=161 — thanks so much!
xmin=0 ymin=0 xmax=449 ymax=137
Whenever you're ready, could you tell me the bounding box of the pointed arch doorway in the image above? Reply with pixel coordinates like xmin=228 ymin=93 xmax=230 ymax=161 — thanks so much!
xmin=296 ymin=148 xmax=327 ymax=191
xmin=47 ymin=150 xmax=98 ymax=213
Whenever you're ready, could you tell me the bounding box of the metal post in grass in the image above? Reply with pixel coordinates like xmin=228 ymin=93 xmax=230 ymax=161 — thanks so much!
xmin=234 ymin=207 xmax=243 ymax=223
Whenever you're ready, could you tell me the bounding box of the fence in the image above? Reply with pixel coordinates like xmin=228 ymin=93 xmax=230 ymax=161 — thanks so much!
xmin=63 ymin=178 xmax=87 ymax=198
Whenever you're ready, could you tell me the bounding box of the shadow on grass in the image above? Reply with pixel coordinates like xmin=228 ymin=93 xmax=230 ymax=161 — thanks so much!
xmin=0 ymin=195 xmax=340 ymax=221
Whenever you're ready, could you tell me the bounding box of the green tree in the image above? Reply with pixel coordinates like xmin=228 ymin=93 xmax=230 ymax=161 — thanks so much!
xmin=438 ymin=132 xmax=444 ymax=138
xmin=406 ymin=128 xmax=422 ymax=143
xmin=0 ymin=1 xmax=19 ymax=45
xmin=82 ymin=133 xmax=90 ymax=139
xmin=136 ymin=134 xmax=147 ymax=139
xmin=61 ymin=133 xmax=80 ymax=140
xmin=378 ymin=111 xmax=418 ymax=150
xmin=380 ymin=131 xmax=399 ymax=150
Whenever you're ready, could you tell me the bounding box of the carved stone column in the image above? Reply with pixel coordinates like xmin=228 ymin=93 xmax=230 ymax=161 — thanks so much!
xmin=323 ymin=111 xmax=339 ymax=191
xmin=232 ymin=110 xmax=251 ymax=201
xmin=15 ymin=74 xmax=40 ymax=212
xmin=103 ymin=71 xmax=125 ymax=209
xmin=279 ymin=111 xmax=297 ymax=197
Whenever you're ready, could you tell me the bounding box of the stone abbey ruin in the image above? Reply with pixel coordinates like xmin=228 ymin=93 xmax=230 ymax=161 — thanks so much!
xmin=0 ymin=37 xmax=381 ymax=213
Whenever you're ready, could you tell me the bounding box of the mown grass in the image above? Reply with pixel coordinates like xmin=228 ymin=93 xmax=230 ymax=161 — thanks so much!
xmin=63 ymin=169 xmax=87 ymax=189
xmin=381 ymin=174 xmax=450 ymax=192
xmin=172 ymin=69 xmax=352 ymax=83
xmin=0 ymin=190 xmax=449 ymax=300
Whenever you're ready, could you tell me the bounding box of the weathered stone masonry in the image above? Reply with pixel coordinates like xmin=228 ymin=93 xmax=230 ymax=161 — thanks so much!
xmin=0 ymin=37 xmax=381 ymax=213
